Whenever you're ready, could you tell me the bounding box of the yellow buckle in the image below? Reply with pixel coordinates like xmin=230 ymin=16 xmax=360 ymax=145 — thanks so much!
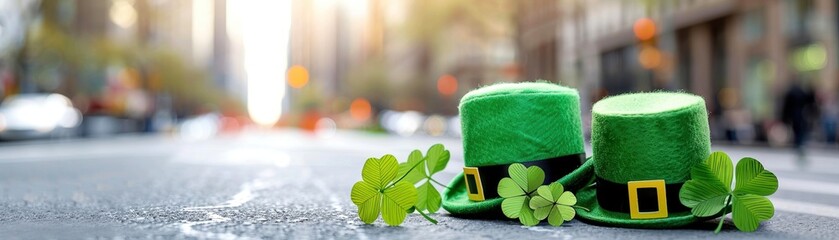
xmin=627 ymin=179 xmax=669 ymax=219
xmin=463 ymin=167 xmax=485 ymax=201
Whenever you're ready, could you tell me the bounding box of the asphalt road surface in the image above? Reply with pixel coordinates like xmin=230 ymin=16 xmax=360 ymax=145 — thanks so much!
xmin=1 ymin=130 xmax=839 ymax=239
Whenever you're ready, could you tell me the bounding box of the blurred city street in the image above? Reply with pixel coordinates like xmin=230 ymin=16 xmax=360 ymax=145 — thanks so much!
xmin=0 ymin=130 xmax=838 ymax=239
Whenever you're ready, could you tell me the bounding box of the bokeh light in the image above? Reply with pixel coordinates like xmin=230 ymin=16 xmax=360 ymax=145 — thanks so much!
xmin=437 ymin=74 xmax=458 ymax=96
xmin=315 ymin=117 xmax=337 ymax=138
xmin=300 ymin=110 xmax=321 ymax=131
xmin=633 ymin=18 xmax=656 ymax=41
xmin=287 ymin=65 xmax=310 ymax=89
xmin=109 ymin=0 xmax=137 ymax=29
xmin=393 ymin=111 xmax=422 ymax=137
xmin=350 ymin=98 xmax=372 ymax=122
xmin=423 ymin=115 xmax=447 ymax=136
xmin=638 ymin=46 xmax=662 ymax=69
xmin=792 ymin=43 xmax=827 ymax=72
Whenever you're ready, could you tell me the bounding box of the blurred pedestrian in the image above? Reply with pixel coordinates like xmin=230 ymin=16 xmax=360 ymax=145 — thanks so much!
xmin=781 ymin=79 xmax=817 ymax=165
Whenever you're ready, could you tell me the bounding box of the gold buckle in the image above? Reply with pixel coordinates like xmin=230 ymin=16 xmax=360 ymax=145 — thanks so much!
xmin=627 ymin=179 xmax=669 ymax=219
xmin=463 ymin=167 xmax=485 ymax=201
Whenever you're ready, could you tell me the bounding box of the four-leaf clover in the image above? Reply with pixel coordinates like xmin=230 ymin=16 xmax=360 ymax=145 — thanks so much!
xmin=529 ymin=182 xmax=577 ymax=226
xmin=498 ymin=163 xmax=545 ymax=226
xmin=679 ymin=151 xmax=778 ymax=233
xmin=351 ymin=155 xmax=418 ymax=226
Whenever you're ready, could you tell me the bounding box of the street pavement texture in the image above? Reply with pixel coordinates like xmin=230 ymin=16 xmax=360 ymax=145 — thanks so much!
xmin=1 ymin=130 xmax=838 ymax=239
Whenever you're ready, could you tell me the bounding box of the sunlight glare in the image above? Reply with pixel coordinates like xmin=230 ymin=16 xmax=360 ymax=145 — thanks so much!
xmin=238 ymin=0 xmax=293 ymax=127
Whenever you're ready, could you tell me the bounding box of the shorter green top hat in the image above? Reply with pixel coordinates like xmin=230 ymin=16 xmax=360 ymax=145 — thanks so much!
xmin=575 ymin=92 xmax=713 ymax=228
xmin=441 ymin=82 xmax=590 ymax=216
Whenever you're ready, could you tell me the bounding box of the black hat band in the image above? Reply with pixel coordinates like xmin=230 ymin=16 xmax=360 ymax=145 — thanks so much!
xmin=463 ymin=153 xmax=585 ymax=201
xmin=595 ymin=177 xmax=689 ymax=219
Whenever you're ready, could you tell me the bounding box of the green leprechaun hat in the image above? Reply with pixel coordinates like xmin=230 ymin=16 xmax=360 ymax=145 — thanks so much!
xmin=574 ymin=92 xmax=714 ymax=228
xmin=441 ymin=82 xmax=593 ymax=216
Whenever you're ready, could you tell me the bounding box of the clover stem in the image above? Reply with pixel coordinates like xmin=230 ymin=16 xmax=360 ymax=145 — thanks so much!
xmin=416 ymin=209 xmax=438 ymax=224
xmin=572 ymin=205 xmax=590 ymax=212
xmin=429 ymin=178 xmax=451 ymax=189
xmin=386 ymin=157 xmax=427 ymax=189
xmin=715 ymin=195 xmax=733 ymax=234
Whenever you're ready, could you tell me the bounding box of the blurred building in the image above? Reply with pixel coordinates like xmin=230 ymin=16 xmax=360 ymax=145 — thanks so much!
xmin=288 ymin=0 xmax=355 ymax=100
xmin=556 ymin=0 xmax=838 ymax=144
xmin=145 ymin=0 xmax=237 ymax=98
xmin=287 ymin=0 xmax=518 ymax=117
xmin=13 ymin=0 xmax=238 ymax=101
xmin=515 ymin=0 xmax=561 ymax=83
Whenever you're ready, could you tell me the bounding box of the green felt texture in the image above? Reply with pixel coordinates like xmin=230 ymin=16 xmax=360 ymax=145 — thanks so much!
xmin=442 ymin=82 xmax=587 ymax=215
xmin=591 ymin=92 xmax=710 ymax=184
xmin=442 ymin=157 xmax=595 ymax=216
xmin=459 ymin=82 xmax=585 ymax=167
xmin=574 ymin=92 xmax=715 ymax=228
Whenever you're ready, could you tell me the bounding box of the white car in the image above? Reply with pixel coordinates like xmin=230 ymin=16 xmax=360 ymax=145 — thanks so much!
xmin=0 ymin=94 xmax=82 ymax=140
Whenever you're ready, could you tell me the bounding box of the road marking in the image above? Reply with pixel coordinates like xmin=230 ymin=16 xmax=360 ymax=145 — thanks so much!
xmin=779 ymin=179 xmax=839 ymax=196
xmin=178 ymin=170 xmax=276 ymax=240
xmin=179 ymin=212 xmax=239 ymax=240
xmin=184 ymin=180 xmax=266 ymax=211
xmin=773 ymin=198 xmax=839 ymax=219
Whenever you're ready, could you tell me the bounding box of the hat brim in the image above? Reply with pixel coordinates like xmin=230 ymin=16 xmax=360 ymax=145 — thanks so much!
xmin=575 ymin=182 xmax=698 ymax=228
xmin=440 ymin=172 xmax=505 ymax=216
xmin=442 ymin=157 xmax=595 ymax=216
xmin=574 ymin=156 xmax=718 ymax=228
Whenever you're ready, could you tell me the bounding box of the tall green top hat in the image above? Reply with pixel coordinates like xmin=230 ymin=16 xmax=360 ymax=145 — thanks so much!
xmin=575 ymin=92 xmax=712 ymax=228
xmin=442 ymin=82 xmax=590 ymax=216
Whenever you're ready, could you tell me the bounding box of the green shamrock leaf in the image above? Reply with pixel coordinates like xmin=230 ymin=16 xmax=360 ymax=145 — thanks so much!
xmin=498 ymin=163 xmax=544 ymax=226
xmin=734 ymin=158 xmax=779 ymax=196
xmin=529 ymin=182 xmax=577 ymax=226
xmin=731 ymin=194 xmax=774 ymax=232
xmin=425 ymin=144 xmax=451 ymax=176
xmin=416 ymin=181 xmax=442 ymax=214
xmin=397 ymin=144 xmax=450 ymax=213
xmin=679 ymin=151 xmax=778 ymax=233
xmin=680 ymin=152 xmax=733 ymax=217
xmin=397 ymin=150 xmax=426 ymax=184
xmin=351 ymin=155 xmax=419 ymax=226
